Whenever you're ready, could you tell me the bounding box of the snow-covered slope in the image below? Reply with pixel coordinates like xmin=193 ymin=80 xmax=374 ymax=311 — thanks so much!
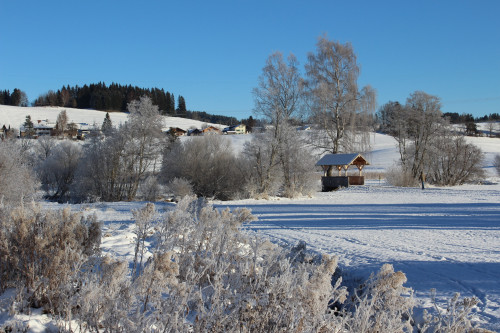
xmin=0 ymin=105 xmax=226 ymax=131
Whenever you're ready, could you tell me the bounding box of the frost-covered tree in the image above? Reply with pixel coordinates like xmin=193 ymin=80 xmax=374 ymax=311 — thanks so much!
xmin=0 ymin=141 xmax=39 ymax=208
xmin=55 ymin=110 xmax=69 ymax=136
xmin=35 ymin=135 xmax=57 ymax=159
xmin=244 ymin=127 xmax=317 ymax=198
xmin=305 ymin=35 xmax=376 ymax=154
xmin=74 ymin=96 xmax=166 ymax=202
xmin=251 ymin=51 xmax=313 ymax=197
xmin=125 ymin=96 xmax=165 ymax=199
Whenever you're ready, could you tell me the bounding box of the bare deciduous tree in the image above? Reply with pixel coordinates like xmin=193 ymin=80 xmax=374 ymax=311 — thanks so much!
xmin=383 ymin=92 xmax=484 ymax=186
xmin=55 ymin=110 xmax=68 ymax=136
xmin=426 ymin=129 xmax=484 ymax=186
xmin=403 ymin=91 xmax=444 ymax=179
xmin=251 ymin=51 xmax=311 ymax=196
xmin=305 ymin=36 xmax=376 ymax=155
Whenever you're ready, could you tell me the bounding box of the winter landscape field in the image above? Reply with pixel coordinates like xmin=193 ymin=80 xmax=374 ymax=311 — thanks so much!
xmin=1 ymin=105 xmax=499 ymax=331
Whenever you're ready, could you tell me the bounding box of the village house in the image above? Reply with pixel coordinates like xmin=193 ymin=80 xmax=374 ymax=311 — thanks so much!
xmin=187 ymin=128 xmax=203 ymax=136
xmin=222 ymin=124 xmax=246 ymax=134
xmin=202 ymin=126 xmax=222 ymax=135
xmin=168 ymin=127 xmax=187 ymax=136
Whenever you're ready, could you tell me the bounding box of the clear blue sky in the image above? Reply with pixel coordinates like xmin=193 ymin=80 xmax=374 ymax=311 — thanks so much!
xmin=1 ymin=0 xmax=499 ymax=119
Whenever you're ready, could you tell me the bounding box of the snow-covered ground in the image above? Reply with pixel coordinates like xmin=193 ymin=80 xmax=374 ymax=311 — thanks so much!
xmin=213 ymin=181 xmax=500 ymax=330
xmin=1 ymin=105 xmax=499 ymax=330
xmin=0 ymin=105 xmax=226 ymax=131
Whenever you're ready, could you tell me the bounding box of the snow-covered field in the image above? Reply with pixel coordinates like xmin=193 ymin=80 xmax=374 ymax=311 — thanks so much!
xmin=1 ymin=106 xmax=499 ymax=330
xmin=213 ymin=181 xmax=500 ymax=330
xmin=0 ymin=105 xmax=226 ymax=131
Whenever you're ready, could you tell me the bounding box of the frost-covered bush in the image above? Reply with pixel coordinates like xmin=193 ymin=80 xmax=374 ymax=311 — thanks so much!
xmin=344 ymin=264 xmax=415 ymax=332
xmin=0 ymin=140 xmax=39 ymax=208
xmin=162 ymin=136 xmax=248 ymax=200
xmin=419 ymin=290 xmax=489 ymax=333
xmin=166 ymin=177 xmax=194 ymax=201
xmin=385 ymin=165 xmax=419 ymax=187
xmin=137 ymin=175 xmax=165 ymax=202
xmin=36 ymin=140 xmax=82 ymax=201
xmin=0 ymin=203 xmax=101 ymax=313
xmin=1 ymin=198 xmax=486 ymax=332
xmin=72 ymin=197 xmax=486 ymax=332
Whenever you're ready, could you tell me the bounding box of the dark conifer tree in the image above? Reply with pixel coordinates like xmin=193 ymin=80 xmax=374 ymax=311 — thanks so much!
xmin=170 ymin=93 xmax=176 ymax=115
xmin=23 ymin=115 xmax=35 ymax=137
xmin=177 ymin=95 xmax=186 ymax=113
xmin=101 ymin=112 xmax=113 ymax=134
xmin=10 ymin=89 xmax=22 ymax=106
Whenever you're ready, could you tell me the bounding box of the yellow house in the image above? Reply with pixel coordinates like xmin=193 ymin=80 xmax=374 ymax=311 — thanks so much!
xmin=223 ymin=124 xmax=246 ymax=134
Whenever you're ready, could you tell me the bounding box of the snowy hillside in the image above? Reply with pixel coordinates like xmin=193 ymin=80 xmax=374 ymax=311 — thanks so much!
xmin=0 ymin=105 xmax=226 ymax=131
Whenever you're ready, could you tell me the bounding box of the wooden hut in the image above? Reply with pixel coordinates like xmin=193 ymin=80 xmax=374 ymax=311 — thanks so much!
xmin=316 ymin=153 xmax=370 ymax=191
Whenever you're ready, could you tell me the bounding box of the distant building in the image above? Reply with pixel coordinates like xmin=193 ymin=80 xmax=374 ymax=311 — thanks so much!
xmin=202 ymin=126 xmax=222 ymax=135
xmin=168 ymin=127 xmax=187 ymax=136
xmin=223 ymin=124 xmax=246 ymax=134
xmin=187 ymin=128 xmax=203 ymax=136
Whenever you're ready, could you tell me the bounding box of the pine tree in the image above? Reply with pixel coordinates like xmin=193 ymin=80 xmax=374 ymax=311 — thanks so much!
xmin=177 ymin=95 xmax=186 ymax=113
xmin=23 ymin=115 xmax=35 ymax=138
xmin=170 ymin=93 xmax=176 ymax=115
xmin=102 ymin=112 xmax=113 ymax=134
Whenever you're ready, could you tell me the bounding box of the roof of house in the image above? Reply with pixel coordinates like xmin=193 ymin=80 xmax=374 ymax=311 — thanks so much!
xmin=316 ymin=153 xmax=370 ymax=167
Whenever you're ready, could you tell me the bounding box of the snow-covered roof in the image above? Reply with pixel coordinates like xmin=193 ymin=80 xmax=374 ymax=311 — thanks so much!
xmin=316 ymin=153 xmax=370 ymax=166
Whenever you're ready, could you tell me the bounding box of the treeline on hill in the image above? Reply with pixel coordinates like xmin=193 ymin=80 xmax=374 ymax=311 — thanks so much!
xmin=443 ymin=112 xmax=500 ymax=124
xmin=1 ymin=84 xmax=241 ymax=126
xmin=0 ymin=89 xmax=29 ymax=107
xmin=33 ymin=82 xmax=184 ymax=115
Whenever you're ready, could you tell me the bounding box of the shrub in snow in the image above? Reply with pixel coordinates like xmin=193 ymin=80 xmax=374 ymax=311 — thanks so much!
xmin=243 ymin=128 xmax=318 ymax=199
xmin=36 ymin=140 xmax=82 ymax=201
xmin=385 ymin=165 xmax=419 ymax=187
xmin=0 ymin=140 xmax=39 ymax=208
xmin=419 ymin=290 xmax=490 ymax=333
xmin=344 ymin=264 xmax=415 ymax=332
xmin=166 ymin=177 xmax=194 ymax=201
xmin=161 ymin=135 xmax=248 ymax=200
xmin=0 ymin=203 xmax=101 ymax=314
xmin=0 ymin=197 xmax=488 ymax=332
xmin=132 ymin=202 xmax=158 ymax=279
xmin=137 ymin=175 xmax=164 ymax=202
